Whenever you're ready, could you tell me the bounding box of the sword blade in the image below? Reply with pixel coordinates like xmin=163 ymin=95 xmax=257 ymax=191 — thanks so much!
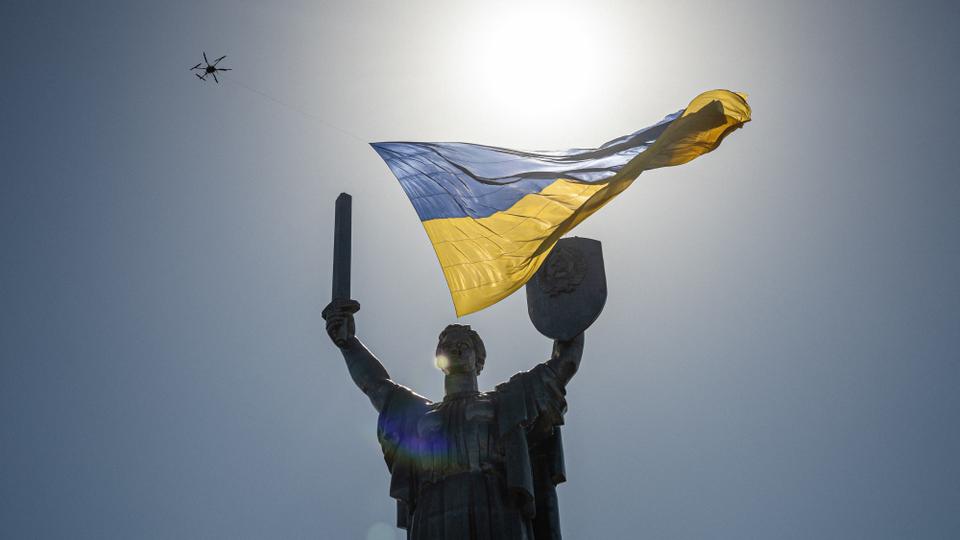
xmin=332 ymin=193 xmax=352 ymax=301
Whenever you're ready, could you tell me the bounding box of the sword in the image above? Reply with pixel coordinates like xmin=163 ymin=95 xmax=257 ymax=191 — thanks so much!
xmin=332 ymin=193 xmax=351 ymax=301
xmin=330 ymin=193 xmax=357 ymax=346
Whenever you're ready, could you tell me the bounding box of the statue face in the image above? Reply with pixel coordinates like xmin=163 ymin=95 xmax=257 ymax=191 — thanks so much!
xmin=435 ymin=334 xmax=478 ymax=375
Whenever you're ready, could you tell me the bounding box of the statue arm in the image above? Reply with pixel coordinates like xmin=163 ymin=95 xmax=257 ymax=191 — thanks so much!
xmin=338 ymin=337 xmax=393 ymax=413
xmin=323 ymin=299 xmax=393 ymax=413
xmin=545 ymin=332 xmax=585 ymax=386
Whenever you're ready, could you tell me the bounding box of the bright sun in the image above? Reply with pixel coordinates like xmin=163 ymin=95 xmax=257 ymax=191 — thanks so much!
xmin=452 ymin=3 xmax=616 ymax=125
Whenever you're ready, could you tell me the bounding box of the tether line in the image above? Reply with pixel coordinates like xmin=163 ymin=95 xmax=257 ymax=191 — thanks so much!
xmin=220 ymin=73 xmax=368 ymax=144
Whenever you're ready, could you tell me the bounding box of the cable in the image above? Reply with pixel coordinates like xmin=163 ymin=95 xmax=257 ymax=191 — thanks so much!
xmin=219 ymin=73 xmax=369 ymax=145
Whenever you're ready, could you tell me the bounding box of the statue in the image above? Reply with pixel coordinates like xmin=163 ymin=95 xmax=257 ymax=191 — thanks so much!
xmin=323 ymin=194 xmax=602 ymax=539
xmin=322 ymin=300 xmax=584 ymax=539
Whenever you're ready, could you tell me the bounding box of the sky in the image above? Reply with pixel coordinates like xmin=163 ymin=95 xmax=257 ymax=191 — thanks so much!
xmin=2 ymin=0 xmax=959 ymax=538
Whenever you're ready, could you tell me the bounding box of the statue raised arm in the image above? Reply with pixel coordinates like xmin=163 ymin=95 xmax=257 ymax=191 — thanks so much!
xmin=322 ymin=298 xmax=393 ymax=412
xmin=546 ymin=333 xmax=585 ymax=386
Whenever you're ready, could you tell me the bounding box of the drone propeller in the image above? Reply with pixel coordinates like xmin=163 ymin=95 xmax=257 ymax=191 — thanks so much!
xmin=213 ymin=55 xmax=226 ymax=65
xmin=203 ymin=51 xmax=209 ymax=64
xmin=218 ymin=68 xmax=232 ymax=72
xmin=195 ymin=73 xmax=205 ymax=81
xmin=212 ymin=73 xmax=219 ymax=83
xmin=190 ymin=63 xmax=202 ymax=70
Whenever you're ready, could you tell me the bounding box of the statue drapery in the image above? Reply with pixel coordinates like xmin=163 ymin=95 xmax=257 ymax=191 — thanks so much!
xmin=377 ymin=363 xmax=568 ymax=539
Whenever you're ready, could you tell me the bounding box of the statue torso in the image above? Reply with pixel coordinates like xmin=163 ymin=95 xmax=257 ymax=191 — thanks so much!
xmin=378 ymin=364 xmax=567 ymax=540
xmin=416 ymin=392 xmax=504 ymax=481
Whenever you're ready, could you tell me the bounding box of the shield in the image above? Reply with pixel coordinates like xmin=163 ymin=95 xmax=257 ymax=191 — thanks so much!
xmin=526 ymin=237 xmax=607 ymax=340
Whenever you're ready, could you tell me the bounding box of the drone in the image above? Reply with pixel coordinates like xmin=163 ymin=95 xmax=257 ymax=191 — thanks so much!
xmin=190 ymin=52 xmax=231 ymax=83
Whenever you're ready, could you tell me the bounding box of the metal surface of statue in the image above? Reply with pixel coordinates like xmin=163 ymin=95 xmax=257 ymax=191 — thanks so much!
xmin=526 ymin=237 xmax=606 ymax=341
xmin=323 ymin=195 xmax=604 ymax=539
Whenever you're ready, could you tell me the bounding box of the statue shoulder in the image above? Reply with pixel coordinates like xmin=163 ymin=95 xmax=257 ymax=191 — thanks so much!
xmin=377 ymin=382 xmax=433 ymax=454
xmin=381 ymin=380 xmax=432 ymax=415
xmin=493 ymin=362 xmax=567 ymax=431
xmin=495 ymin=362 xmax=559 ymax=392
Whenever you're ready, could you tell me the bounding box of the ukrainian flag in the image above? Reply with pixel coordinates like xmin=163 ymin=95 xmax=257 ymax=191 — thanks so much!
xmin=372 ymin=90 xmax=751 ymax=316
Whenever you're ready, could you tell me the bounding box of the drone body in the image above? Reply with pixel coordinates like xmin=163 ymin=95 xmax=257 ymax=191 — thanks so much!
xmin=190 ymin=52 xmax=231 ymax=83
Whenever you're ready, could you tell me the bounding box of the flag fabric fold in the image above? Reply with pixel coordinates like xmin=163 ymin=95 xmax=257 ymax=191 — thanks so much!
xmin=372 ymin=89 xmax=751 ymax=316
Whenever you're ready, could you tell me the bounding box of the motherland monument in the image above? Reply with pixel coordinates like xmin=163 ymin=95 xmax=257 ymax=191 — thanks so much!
xmin=322 ymin=194 xmax=605 ymax=539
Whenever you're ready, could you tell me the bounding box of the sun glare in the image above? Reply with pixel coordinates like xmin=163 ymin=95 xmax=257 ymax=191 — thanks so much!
xmin=453 ymin=4 xmax=615 ymax=124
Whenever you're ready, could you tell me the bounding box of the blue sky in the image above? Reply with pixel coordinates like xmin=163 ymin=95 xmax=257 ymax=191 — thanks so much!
xmin=2 ymin=0 xmax=958 ymax=538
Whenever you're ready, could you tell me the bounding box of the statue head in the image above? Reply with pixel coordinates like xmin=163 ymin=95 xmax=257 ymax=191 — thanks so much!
xmin=435 ymin=324 xmax=486 ymax=375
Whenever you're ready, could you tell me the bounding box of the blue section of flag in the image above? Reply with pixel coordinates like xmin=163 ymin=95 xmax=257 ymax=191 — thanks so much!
xmin=371 ymin=110 xmax=681 ymax=221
